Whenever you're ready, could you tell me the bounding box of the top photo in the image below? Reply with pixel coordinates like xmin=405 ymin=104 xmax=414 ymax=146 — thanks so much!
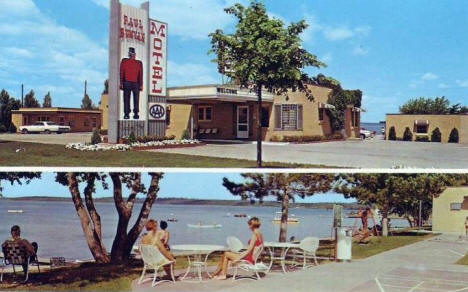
xmin=0 ymin=0 xmax=467 ymax=169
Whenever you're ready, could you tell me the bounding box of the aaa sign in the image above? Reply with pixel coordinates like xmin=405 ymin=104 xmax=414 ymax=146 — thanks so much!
xmin=148 ymin=103 xmax=166 ymax=120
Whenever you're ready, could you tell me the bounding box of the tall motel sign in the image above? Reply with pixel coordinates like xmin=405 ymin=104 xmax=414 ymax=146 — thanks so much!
xmin=108 ymin=0 xmax=168 ymax=143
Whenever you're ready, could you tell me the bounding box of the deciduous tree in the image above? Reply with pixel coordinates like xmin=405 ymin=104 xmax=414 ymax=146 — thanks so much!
xmin=0 ymin=172 xmax=41 ymax=197
xmin=56 ymin=172 xmax=164 ymax=263
xmin=223 ymin=173 xmax=334 ymax=242
xmin=210 ymin=1 xmax=325 ymax=167
xmin=0 ymin=89 xmax=21 ymax=132
xmin=24 ymin=90 xmax=40 ymax=108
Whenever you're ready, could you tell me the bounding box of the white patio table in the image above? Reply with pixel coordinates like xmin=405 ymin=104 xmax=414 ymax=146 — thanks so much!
xmin=264 ymin=241 xmax=301 ymax=273
xmin=171 ymin=244 xmax=226 ymax=282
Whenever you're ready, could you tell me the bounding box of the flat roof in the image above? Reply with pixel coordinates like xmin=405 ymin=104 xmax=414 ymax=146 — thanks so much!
xmin=387 ymin=113 xmax=468 ymax=116
xmin=12 ymin=107 xmax=102 ymax=114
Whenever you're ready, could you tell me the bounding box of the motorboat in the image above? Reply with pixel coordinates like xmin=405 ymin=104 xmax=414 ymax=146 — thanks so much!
xmin=7 ymin=210 xmax=24 ymax=214
xmin=272 ymin=212 xmax=299 ymax=223
xmin=187 ymin=223 xmax=222 ymax=229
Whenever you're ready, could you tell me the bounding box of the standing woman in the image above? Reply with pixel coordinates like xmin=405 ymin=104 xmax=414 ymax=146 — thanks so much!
xmin=158 ymin=220 xmax=171 ymax=250
xmin=212 ymin=217 xmax=263 ymax=280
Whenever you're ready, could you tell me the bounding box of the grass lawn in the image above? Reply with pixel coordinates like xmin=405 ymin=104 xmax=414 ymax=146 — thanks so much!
xmin=317 ymin=232 xmax=434 ymax=260
xmin=0 ymin=141 xmax=323 ymax=168
xmin=457 ymin=253 xmax=468 ymax=265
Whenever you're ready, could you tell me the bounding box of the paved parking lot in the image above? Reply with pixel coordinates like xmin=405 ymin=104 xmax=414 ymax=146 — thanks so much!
xmin=0 ymin=132 xmax=92 ymax=145
xmin=151 ymin=136 xmax=468 ymax=169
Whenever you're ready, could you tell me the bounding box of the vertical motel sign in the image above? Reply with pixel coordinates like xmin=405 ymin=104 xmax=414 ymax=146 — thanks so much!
xmin=108 ymin=0 xmax=168 ymax=143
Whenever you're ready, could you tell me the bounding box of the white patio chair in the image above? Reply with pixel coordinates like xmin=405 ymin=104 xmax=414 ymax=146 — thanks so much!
xmin=232 ymin=245 xmax=268 ymax=281
xmin=226 ymin=236 xmax=244 ymax=252
xmin=138 ymin=244 xmax=175 ymax=287
xmin=299 ymin=237 xmax=319 ymax=268
xmin=0 ymin=257 xmax=4 ymax=282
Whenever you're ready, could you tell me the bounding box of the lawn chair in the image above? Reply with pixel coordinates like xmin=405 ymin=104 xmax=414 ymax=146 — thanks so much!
xmin=138 ymin=244 xmax=175 ymax=287
xmin=232 ymin=245 xmax=268 ymax=281
xmin=0 ymin=257 xmax=4 ymax=282
xmin=226 ymin=236 xmax=244 ymax=252
xmin=2 ymin=241 xmax=40 ymax=282
xmin=298 ymin=237 xmax=319 ymax=268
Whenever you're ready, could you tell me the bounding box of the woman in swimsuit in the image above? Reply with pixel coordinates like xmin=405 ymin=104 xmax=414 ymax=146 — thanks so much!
xmin=212 ymin=217 xmax=264 ymax=280
xmin=141 ymin=219 xmax=175 ymax=278
xmin=158 ymin=220 xmax=171 ymax=250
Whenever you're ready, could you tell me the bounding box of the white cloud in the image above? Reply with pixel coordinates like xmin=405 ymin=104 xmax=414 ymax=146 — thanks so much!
xmin=456 ymin=79 xmax=468 ymax=87
xmin=93 ymin=0 xmax=248 ymax=40
xmin=168 ymin=61 xmax=218 ymax=86
xmin=438 ymin=83 xmax=449 ymax=88
xmin=421 ymin=72 xmax=439 ymax=81
xmin=321 ymin=53 xmax=333 ymax=64
xmin=352 ymin=46 xmax=368 ymax=56
xmin=323 ymin=27 xmax=354 ymax=41
xmin=0 ymin=0 xmax=107 ymax=106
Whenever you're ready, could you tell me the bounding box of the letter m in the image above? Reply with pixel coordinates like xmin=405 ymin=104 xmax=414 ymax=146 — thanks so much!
xmin=151 ymin=21 xmax=166 ymax=37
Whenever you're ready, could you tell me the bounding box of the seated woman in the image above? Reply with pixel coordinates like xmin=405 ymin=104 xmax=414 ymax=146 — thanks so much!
xmin=157 ymin=220 xmax=170 ymax=250
xmin=141 ymin=219 xmax=176 ymax=278
xmin=212 ymin=217 xmax=263 ymax=280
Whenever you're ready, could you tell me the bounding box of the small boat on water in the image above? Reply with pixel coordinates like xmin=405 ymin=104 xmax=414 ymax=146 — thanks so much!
xmin=167 ymin=218 xmax=178 ymax=222
xmin=187 ymin=223 xmax=222 ymax=229
xmin=272 ymin=212 xmax=299 ymax=223
xmin=234 ymin=214 xmax=247 ymax=218
xmin=7 ymin=210 xmax=24 ymax=214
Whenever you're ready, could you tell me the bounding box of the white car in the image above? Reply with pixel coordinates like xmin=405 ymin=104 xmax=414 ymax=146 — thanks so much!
xmin=360 ymin=128 xmax=374 ymax=139
xmin=20 ymin=121 xmax=71 ymax=134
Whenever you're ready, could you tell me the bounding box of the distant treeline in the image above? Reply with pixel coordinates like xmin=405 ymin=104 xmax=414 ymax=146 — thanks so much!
xmin=0 ymin=196 xmax=361 ymax=210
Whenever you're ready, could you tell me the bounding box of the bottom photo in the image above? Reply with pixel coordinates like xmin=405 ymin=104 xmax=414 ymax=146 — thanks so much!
xmin=1 ymin=172 xmax=468 ymax=292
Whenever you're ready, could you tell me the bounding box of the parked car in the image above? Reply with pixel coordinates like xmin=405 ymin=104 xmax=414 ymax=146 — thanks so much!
xmin=19 ymin=121 xmax=71 ymax=134
xmin=360 ymin=128 xmax=374 ymax=139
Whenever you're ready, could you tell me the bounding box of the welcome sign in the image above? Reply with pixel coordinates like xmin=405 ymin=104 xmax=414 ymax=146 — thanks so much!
xmin=108 ymin=0 xmax=168 ymax=142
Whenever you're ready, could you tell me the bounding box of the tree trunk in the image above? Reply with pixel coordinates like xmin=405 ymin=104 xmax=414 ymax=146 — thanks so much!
xmin=110 ymin=173 xmax=131 ymax=263
xmin=278 ymin=192 xmax=290 ymax=242
xmin=381 ymin=208 xmax=389 ymax=237
xmin=256 ymin=82 xmax=262 ymax=168
xmin=67 ymin=173 xmax=110 ymax=263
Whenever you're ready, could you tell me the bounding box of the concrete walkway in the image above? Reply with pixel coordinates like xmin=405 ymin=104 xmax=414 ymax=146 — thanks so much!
xmin=150 ymin=136 xmax=468 ymax=168
xmin=132 ymin=234 xmax=468 ymax=292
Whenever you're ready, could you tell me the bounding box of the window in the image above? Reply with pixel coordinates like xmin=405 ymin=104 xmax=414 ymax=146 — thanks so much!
xmin=416 ymin=125 xmax=428 ymax=134
xmin=69 ymin=120 xmax=75 ymax=127
xmin=59 ymin=116 xmax=65 ymax=126
xmin=92 ymin=117 xmax=97 ymax=128
xmin=261 ymin=107 xmax=270 ymax=127
xmin=451 ymin=203 xmax=462 ymax=211
xmin=198 ymin=106 xmax=212 ymax=122
xmin=351 ymin=111 xmax=359 ymax=127
xmin=274 ymin=104 xmax=303 ymax=130
xmin=84 ymin=118 xmax=89 ymax=127
xmin=38 ymin=116 xmax=50 ymax=122
xmin=318 ymin=108 xmax=324 ymax=121
xmin=166 ymin=106 xmax=171 ymax=126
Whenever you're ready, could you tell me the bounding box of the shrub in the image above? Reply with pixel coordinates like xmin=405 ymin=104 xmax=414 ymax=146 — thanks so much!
xmin=270 ymin=135 xmax=281 ymax=142
xmin=181 ymin=129 xmax=191 ymax=140
xmin=431 ymin=128 xmax=441 ymax=142
xmin=0 ymin=124 xmax=6 ymax=133
xmin=99 ymin=129 xmax=108 ymax=135
xmin=90 ymin=128 xmax=102 ymax=145
xmin=8 ymin=123 xmax=16 ymax=133
xmin=449 ymin=128 xmax=459 ymax=143
xmin=127 ymin=131 xmax=137 ymax=144
xmin=402 ymin=127 xmax=413 ymax=141
xmin=415 ymin=136 xmax=429 ymax=142
xmin=388 ymin=126 xmax=396 ymax=140
xmin=326 ymin=133 xmax=344 ymax=140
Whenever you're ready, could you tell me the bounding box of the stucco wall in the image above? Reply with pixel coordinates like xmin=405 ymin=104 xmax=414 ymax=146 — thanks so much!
xmin=386 ymin=114 xmax=467 ymax=143
xmin=165 ymin=104 xmax=192 ymax=139
xmin=11 ymin=113 xmax=23 ymax=130
xmin=264 ymin=85 xmax=334 ymax=140
xmin=433 ymin=187 xmax=468 ymax=234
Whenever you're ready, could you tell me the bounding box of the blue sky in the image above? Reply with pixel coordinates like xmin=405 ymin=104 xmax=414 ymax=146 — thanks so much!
xmin=1 ymin=173 xmax=352 ymax=203
xmin=1 ymin=0 xmax=467 ymax=122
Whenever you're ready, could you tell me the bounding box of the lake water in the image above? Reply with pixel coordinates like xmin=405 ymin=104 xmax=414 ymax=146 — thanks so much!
xmin=361 ymin=122 xmax=384 ymax=133
xmin=0 ymin=200 xmax=409 ymax=260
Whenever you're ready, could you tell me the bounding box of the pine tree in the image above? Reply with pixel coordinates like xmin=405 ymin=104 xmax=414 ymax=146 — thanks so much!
xmin=24 ymin=90 xmax=40 ymax=108
xmin=43 ymin=92 xmax=52 ymax=108
xmin=81 ymin=94 xmax=95 ymax=110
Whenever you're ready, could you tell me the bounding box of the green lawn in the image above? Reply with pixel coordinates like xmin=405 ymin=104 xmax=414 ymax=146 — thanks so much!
xmin=0 ymin=141 xmax=323 ymax=168
xmin=457 ymin=253 xmax=468 ymax=265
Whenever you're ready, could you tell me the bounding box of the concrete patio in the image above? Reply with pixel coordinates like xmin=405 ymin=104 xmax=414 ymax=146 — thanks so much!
xmin=132 ymin=234 xmax=468 ymax=292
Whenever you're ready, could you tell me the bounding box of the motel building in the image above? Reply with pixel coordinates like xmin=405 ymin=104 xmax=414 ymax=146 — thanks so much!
xmin=386 ymin=114 xmax=468 ymax=143
xmin=433 ymin=187 xmax=468 ymax=235
xmin=164 ymin=84 xmax=362 ymax=141
xmin=11 ymin=107 xmax=102 ymax=133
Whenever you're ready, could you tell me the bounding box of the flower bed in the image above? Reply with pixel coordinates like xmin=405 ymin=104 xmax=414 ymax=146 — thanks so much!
xmin=65 ymin=139 xmax=202 ymax=152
